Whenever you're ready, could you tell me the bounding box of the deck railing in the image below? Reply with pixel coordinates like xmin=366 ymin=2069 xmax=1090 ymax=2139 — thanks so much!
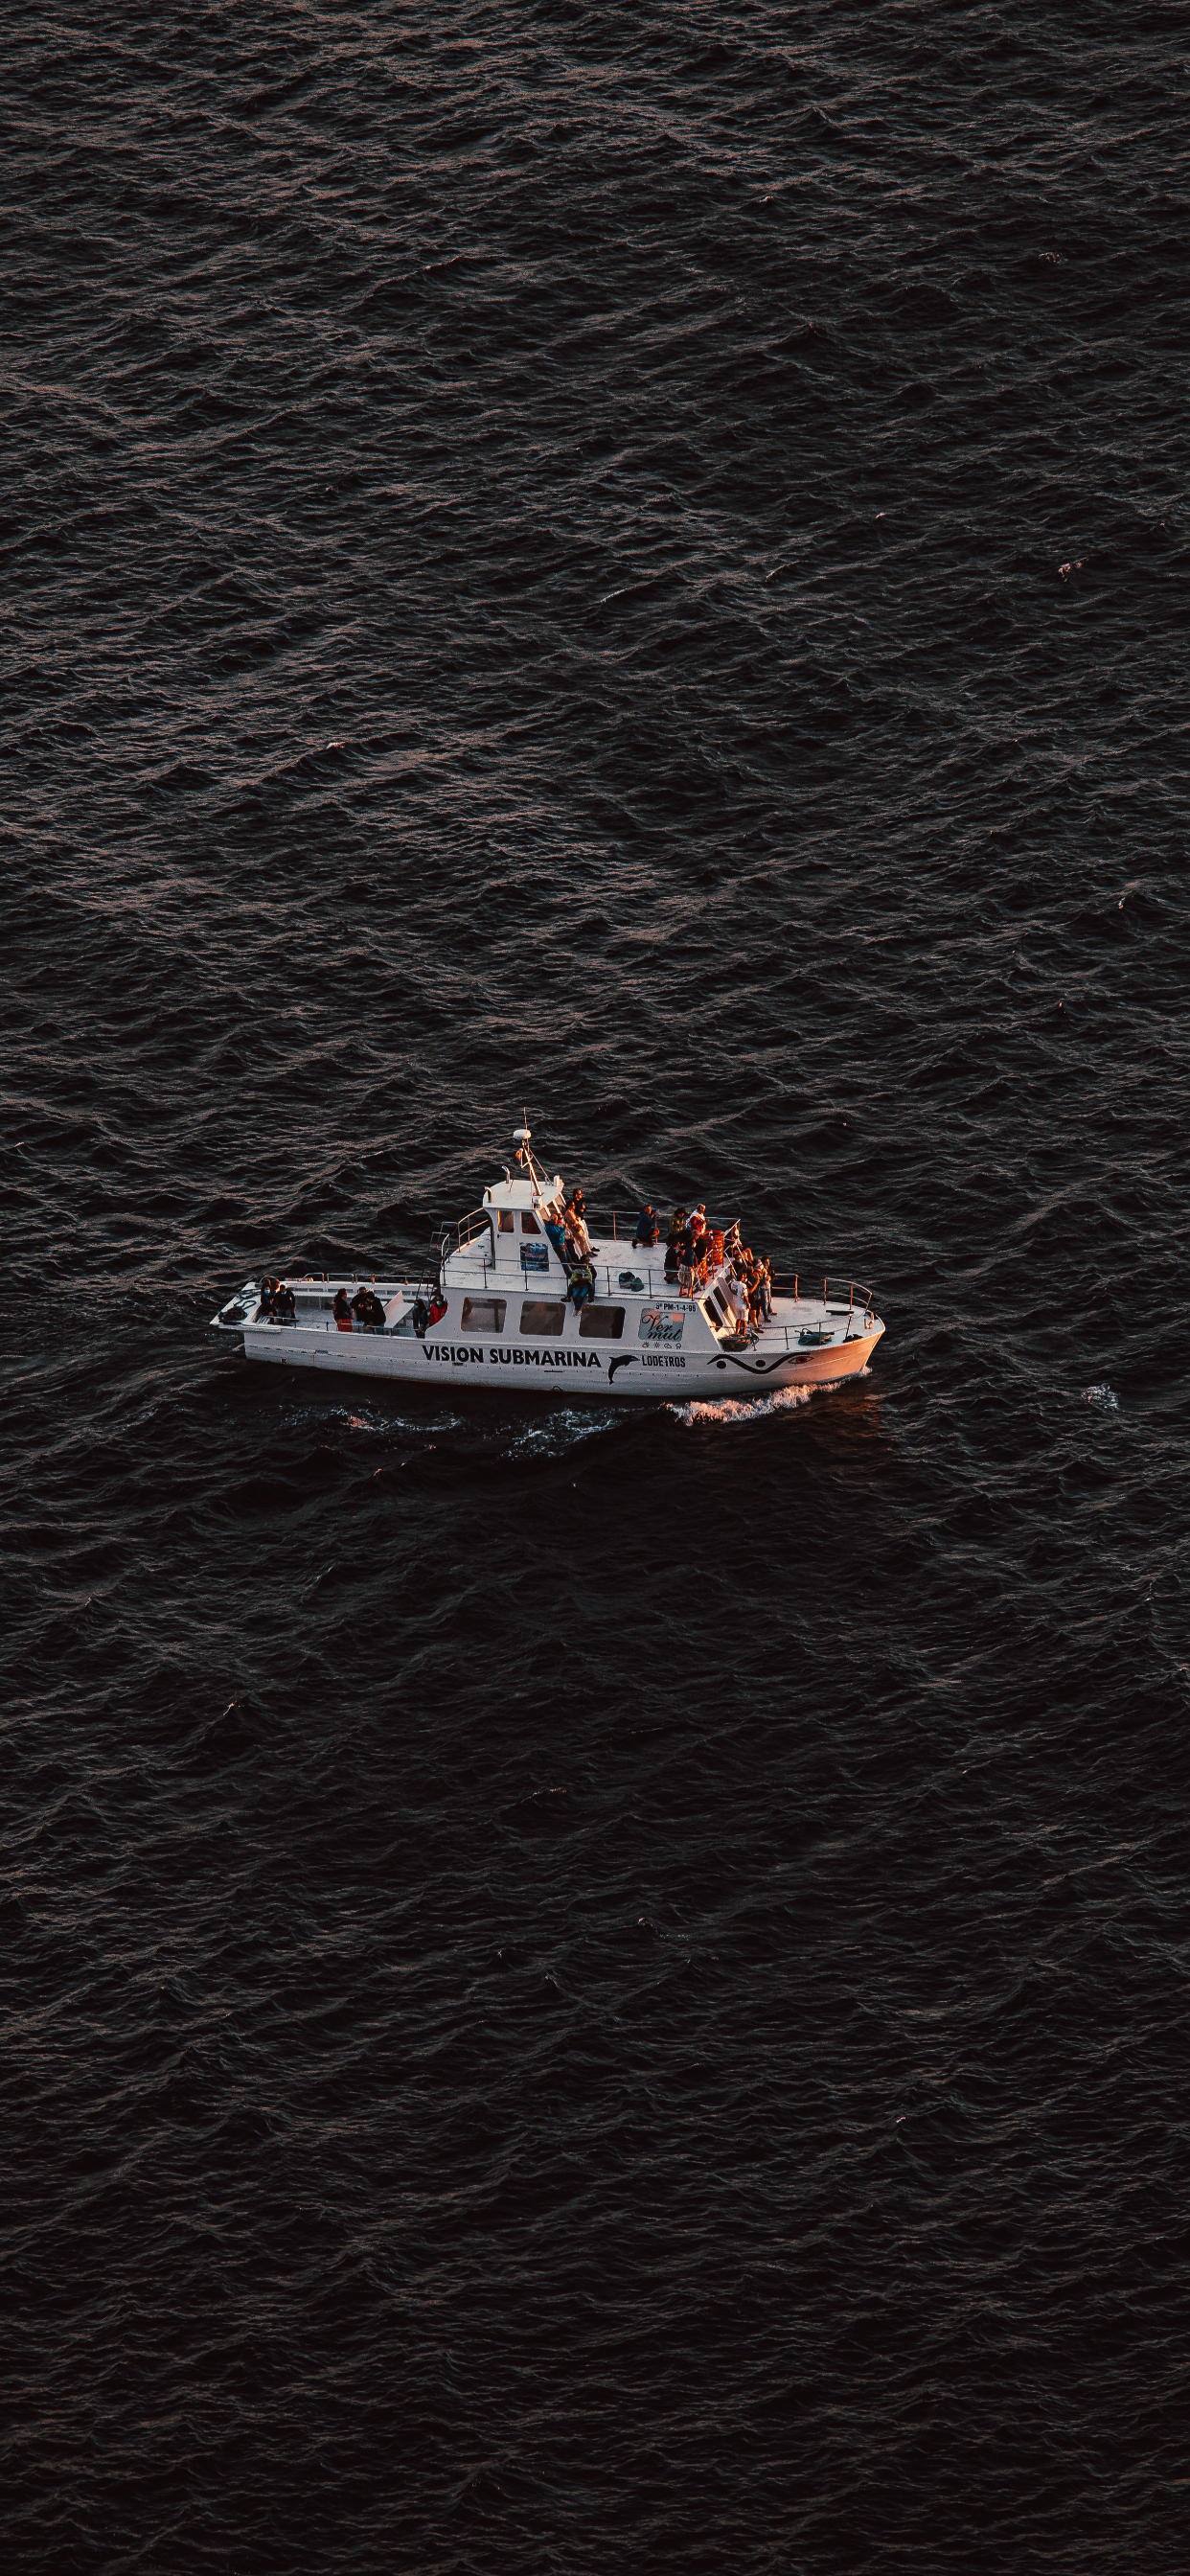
xmin=585 ymin=1209 xmax=738 ymax=1246
xmin=454 ymin=1206 xmax=497 ymax=1258
xmin=439 ymin=1224 xmax=876 ymax=1325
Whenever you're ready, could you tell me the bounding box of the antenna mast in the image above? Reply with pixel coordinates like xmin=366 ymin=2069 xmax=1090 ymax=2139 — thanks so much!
xmin=513 ymin=1107 xmax=549 ymax=1196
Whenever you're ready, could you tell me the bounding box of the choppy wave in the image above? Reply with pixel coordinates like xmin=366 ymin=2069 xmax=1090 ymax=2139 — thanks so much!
xmin=3 ymin=10 xmax=1188 ymax=2573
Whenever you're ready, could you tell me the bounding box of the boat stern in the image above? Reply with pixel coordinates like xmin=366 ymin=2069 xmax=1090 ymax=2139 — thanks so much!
xmin=210 ymin=1279 xmax=261 ymax=1335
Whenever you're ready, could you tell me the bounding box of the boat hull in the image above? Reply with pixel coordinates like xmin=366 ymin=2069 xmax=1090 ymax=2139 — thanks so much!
xmin=236 ymin=1320 xmax=882 ymax=1400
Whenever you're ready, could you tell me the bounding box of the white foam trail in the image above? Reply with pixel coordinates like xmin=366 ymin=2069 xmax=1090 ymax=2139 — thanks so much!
xmin=1084 ymin=1383 xmax=1119 ymax=1410
xmin=671 ymin=1368 xmax=870 ymax=1427
xmin=504 ymin=1406 xmax=618 ymax=1459
xmin=672 ymin=1383 xmax=815 ymax=1426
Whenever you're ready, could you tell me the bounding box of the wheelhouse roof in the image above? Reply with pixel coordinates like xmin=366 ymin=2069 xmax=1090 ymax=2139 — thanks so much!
xmin=482 ymin=1171 xmax=563 ymax=1211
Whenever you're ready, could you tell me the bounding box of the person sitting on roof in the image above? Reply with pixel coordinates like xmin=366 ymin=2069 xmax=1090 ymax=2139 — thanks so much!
xmin=333 ymin=1288 xmax=353 ymax=1332
xmin=633 ymin=1205 xmax=661 ymax=1248
xmin=567 ymin=1259 xmax=595 ymax=1309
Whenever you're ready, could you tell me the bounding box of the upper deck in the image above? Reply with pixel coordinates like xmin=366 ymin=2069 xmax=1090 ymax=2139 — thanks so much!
xmin=438 ymin=1180 xmax=875 ymax=1357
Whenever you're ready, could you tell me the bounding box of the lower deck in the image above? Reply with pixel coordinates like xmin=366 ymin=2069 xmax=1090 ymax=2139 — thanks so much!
xmin=212 ymin=1272 xmax=883 ymax=1397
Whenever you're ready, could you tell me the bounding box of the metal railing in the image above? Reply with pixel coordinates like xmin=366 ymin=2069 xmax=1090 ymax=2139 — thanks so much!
xmin=437 ymin=1226 xmax=877 ymax=1322
xmin=769 ymin=1273 xmax=874 ymax=1312
xmin=454 ymin=1206 xmax=496 ymax=1259
xmin=585 ymin=1209 xmax=739 ymax=1246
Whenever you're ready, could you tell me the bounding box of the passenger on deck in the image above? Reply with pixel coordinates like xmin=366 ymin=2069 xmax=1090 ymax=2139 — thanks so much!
xmin=426 ymin=1291 xmax=447 ymax=1327
xmin=333 ymin=1288 xmax=353 ymax=1331
xmin=258 ymin=1277 xmax=276 ymax=1320
xmin=544 ymin=1213 xmax=569 ymax=1264
xmin=412 ymin=1296 xmax=429 ymax=1339
xmin=273 ymin=1281 xmax=296 ymax=1326
xmin=725 ymin=1274 xmax=750 ymax=1338
xmin=633 ymin=1205 xmax=660 ymax=1248
xmin=665 ymin=1208 xmax=687 ymax=1279
xmin=568 ymin=1259 xmax=595 ymax=1310
xmin=564 ymin=1189 xmax=592 ymax=1256
xmin=350 ymin=1283 xmax=373 ymax=1326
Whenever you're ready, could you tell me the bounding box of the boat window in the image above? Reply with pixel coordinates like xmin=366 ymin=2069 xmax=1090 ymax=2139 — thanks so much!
xmin=498 ymin=1209 xmax=515 ymax=1232
xmin=520 ymin=1210 xmax=540 ymax=1234
xmin=520 ymin=1300 xmax=566 ymax=1335
xmin=461 ymin=1298 xmax=506 ymax=1334
xmin=579 ymin=1304 xmax=625 ymax=1341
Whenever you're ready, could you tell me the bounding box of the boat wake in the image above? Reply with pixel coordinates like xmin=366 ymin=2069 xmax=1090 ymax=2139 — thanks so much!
xmin=503 ymin=1405 xmax=624 ymax=1460
xmin=673 ymin=1381 xmax=824 ymax=1427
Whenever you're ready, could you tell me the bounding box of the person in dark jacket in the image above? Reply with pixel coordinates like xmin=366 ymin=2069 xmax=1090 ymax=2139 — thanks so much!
xmin=563 ymin=1190 xmax=592 ymax=1256
xmin=333 ymin=1288 xmax=353 ymax=1331
xmin=273 ymin=1281 xmax=296 ymax=1325
xmin=633 ymin=1205 xmax=660 ymax=1248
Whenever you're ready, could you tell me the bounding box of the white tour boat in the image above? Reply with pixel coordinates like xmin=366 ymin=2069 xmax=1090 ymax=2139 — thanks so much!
xmin=210 ymin=1123 xmax=884 ymax=1401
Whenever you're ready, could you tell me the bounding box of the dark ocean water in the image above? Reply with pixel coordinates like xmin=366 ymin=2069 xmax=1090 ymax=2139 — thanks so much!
xmin=3 ymin=7 xmax=1188 ymax=2570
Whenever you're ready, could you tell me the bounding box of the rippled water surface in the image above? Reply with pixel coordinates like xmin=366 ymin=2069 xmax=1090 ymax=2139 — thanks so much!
xmin=4 ymin=8 xmax=1188 ymax=2571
